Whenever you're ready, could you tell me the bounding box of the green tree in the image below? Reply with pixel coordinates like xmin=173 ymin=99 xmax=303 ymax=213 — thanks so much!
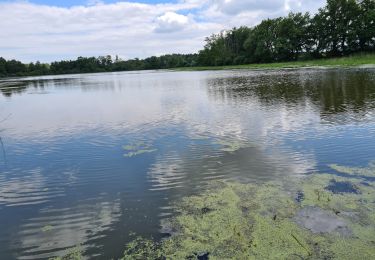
xmin=0 ymin=57 xmax=7 ymax=76
xmin=198 ymin=31 xmax=234 ymax=66
xmin=5 ymin=59 xmax=27 ymax=75
xmin=357 ymin=0 xmax=375 ymax=51
xmin=244 ymin=18 xmax=281 ymax=63
xmin=274 ymin=13 xmax=311 ymax=60
xmin=315 ymin=0 xmax=360 ymax=56
xmin=224 ymin=27 xmax=252 ymax=64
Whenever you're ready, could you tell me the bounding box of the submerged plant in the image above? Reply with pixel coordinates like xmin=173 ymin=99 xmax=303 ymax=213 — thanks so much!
xmin=329 ymin=161 xmax=375 ymax=178
xmin=49 ymin=246 xmax=82 ymax=260
xmin=123 ymin=142 xmax=157 ymax=157
xmin=41 ymin=225 xmax=53 ymax=232
xmin=214 ymin=139 xmax=253 ymax=153
xmin=123 ymin=163 xmax=375 ymax=259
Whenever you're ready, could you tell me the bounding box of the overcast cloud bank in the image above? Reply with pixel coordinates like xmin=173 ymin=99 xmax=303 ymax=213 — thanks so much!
xmin=0 ymin=0 xmax=325 ymax=62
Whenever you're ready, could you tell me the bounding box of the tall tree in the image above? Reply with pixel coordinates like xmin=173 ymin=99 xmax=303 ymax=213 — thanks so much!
xmin=316 ymin=0 xmax=360 ymax=56
xmin=357 ymin=0 xmax=375 ymax=51
xmin=244 ymin=18 xmax=281 ymax=63
xmin=274 ymin=13 xmax=311 ymax=60
xmin=0 ymin=58 xmax=6 ymax=76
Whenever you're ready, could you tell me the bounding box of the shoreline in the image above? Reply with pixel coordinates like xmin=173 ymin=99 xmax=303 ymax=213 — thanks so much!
xmin=1 ymin=54 xmax=374 ymax=81
xmin=173 ymin=54 xmax=375 ymax=71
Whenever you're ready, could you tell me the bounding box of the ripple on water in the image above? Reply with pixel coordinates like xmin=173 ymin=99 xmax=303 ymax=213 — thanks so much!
xmin=0 ymin=168 xmax=65 ymax=207
xmin=14 ymin=198 xmax=121 ymax=259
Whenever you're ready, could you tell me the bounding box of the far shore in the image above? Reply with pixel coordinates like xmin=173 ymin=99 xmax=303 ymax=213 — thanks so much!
xmin=0 ymin=54 xmax=374 ymax=85
xmin=173 ymin=53 xmax=375 ymax=71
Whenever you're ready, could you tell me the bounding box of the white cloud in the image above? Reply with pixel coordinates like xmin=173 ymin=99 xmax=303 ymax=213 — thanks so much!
xmin=0 ymin=0 xmax=326 ymax=62
xmin=199 ymin=0 xmax=325 ymax=27
xmin=209 ymin=0 xmax=285 ymax=15
xmin=155 ymin=12 xmax=189 ymax=33
xmin=207 ymin=0 xmax=324 ymax=15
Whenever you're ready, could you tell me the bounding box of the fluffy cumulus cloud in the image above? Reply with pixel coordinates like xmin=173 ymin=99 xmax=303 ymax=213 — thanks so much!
xmin=209 ymin=0 xmax=285 ymax=15
xmin=155 ymin=11 xmax=190 ymax=33
xmin=0 ymin=0 xmax=326 ymax=62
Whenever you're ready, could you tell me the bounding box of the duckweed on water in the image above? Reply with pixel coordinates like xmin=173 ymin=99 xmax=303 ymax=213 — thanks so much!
xmin=329 ymin=161 xmax=375 ymax=177
xmin=49 ymin=246 xmax=82 ymax=260
xmin=123 ymin=142 xmax=157 ymax=157
xmin=42 ymin=225 xmax=53 ymax=232
xmin=123 ymin=163 xmax=375 ymax=259
xmin=214 ymin=139 xmax=253 ymax=153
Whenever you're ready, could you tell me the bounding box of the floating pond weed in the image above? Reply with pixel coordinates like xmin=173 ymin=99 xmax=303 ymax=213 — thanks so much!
xmin=214 ymin=138 xmax=253 ymax=153
xmin=41 ymin=225 xmax=53 ymax=232
xmin=123 ymin=141 xmax=157 ymax=157
xmin=123 ymin=237 xmax=164 ymax=260
xmin=123 ymin=164 xmax=375 ymax=259
xmin=329 ymin=161 xmax=375 ymax=178
xmin=49 ymin=246 xmax=82 ymax=260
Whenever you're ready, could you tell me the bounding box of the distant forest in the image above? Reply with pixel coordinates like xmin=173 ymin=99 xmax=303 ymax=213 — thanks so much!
xmin=0 ymin=0 xmax=374 ymax=77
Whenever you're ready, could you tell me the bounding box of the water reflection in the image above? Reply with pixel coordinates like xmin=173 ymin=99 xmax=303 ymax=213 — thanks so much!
xmin=0 ymin=81 xmax=28 ymax=97
xmin=0 ymin=68 xmax=374 ymax=259
xmin=207 ymin=69 xmax=375 ymax=124
xmin=17 ymin=198 xmax=121 ymax=260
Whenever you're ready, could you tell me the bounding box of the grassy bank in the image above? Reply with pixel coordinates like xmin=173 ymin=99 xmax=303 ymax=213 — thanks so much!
xmin=174 ymin=53 xmax=375 ymax=71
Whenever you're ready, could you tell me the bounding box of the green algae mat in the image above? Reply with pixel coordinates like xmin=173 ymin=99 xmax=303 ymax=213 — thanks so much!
xmin=122 ymin=163 xmax=375 ymax=260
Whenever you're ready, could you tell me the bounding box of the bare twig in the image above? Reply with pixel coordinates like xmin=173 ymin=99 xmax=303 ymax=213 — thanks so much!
xmin=0 ymin=113 xmax=11 ymax=124
xmin=0 ymin=113 xmax=10 ymax=164
xmin=0 ymin=136 xmax=6 ymax=164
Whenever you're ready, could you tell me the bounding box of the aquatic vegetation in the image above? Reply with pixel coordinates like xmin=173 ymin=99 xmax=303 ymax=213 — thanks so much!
xmin=49 ymin=246 xmax=82 ymax=260
xmin=123 ymin=237 xmax=164 ymax=260
xmin=123 ymin=142 xmax=157 ymax=157
xmin=42 ymin=225 xmax=53 ymax=232
xmin=214 ymin=139 xmax=253 ymax=153
xmin=329 ymin=162 xmax=375 ymax=178
xmin=123 ymin=163 xmax=375 ymax=259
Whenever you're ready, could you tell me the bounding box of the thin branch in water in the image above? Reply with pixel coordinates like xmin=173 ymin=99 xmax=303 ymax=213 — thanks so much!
xmin=0 ymin=136 xmax=6 ymax=165
xmin=0 ymin=113 xmax=12 ymax=124
xmin=0 ymin=113 xmax=10 ymax=164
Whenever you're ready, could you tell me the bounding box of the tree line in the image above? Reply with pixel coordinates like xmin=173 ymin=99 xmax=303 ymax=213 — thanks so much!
xmin=0 ymin=0 xmax=374 ymax=78
xmin=0 ymin=54 xmax=198 ymax=77
xmin=198 ymin=0 xmax=375 ymax=66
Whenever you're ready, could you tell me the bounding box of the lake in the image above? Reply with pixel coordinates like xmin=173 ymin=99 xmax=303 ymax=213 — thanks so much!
xmin=0 ymin=68 xmax=375 ymax=259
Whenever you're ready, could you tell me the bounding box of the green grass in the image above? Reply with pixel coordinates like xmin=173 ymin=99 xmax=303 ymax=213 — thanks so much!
xmin=174 ymin=53 xmax=375 ymax=71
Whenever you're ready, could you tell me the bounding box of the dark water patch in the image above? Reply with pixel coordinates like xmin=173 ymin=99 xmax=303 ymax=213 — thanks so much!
xmin=195 ymin=252 xmax=210 ymax=260
xmin=294 ymin=206 xmax=351 ymax=236
xmin=295 ymin=191 xmax=304 ymax=203
xmin=325 ymin=179 xmax=360 ymax=194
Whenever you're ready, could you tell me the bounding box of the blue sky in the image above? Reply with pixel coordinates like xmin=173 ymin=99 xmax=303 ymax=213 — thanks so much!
xmin=0 ymin=0 xmax=326 ymax=62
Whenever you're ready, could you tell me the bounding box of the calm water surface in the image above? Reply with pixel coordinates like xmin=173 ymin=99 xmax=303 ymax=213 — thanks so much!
xmin=0 ymin=68 xmax=375 ymax=259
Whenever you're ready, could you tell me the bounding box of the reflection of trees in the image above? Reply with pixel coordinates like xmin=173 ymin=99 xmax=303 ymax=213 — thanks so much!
xmin=0 ymin=79 xmax=51 ymax=97
xmin=207 ymin=69 xmax=375 ymax=121
xmin=0 ymin=77 xmax=120 ymax=97
xmin=0 ymin=82 xmax=28 ymax=97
